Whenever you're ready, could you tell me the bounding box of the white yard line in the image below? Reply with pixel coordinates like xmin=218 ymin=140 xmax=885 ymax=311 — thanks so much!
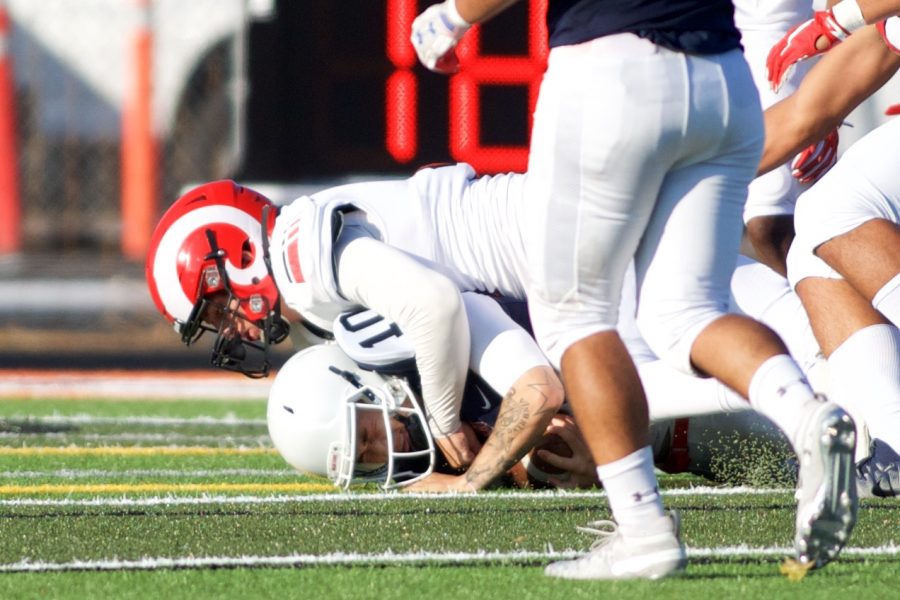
xmin=2 ymin=545 xmax=899 ymax=572
xmin=0 ymin=486 xmax=792 ymax=507
xmin=0 ymin=370 xmax=269 ymax=400
xmin=1 ymin=415 xmax=266 ymax=426
xmin=0 ymin=432 xmax=271 ymax=444
xmin=0 ymin=468 xmax=294 ymax=479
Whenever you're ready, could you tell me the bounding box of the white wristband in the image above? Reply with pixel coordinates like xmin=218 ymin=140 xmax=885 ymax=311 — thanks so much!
xmin=444 ymin=0 xmax=470 ymax=27
xmin=832 ymin=0 xmax=867 ymax=33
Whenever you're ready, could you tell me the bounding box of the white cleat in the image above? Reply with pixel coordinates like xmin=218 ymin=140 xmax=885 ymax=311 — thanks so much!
xmin=545 ymin=511 xmax=687 ymax=580
xmin=794 ymin=399 xmax=858 ymax=569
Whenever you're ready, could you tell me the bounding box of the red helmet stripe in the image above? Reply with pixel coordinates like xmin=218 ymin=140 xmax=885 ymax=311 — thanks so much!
xmin=283 ymin=223 xmax=305 ymax=283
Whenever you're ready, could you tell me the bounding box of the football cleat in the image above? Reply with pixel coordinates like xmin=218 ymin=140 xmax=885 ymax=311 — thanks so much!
xmin=793 ymin=400 xmax=858 ymax=569
xmin=856 ymin=438 xmax=900 ymax=498
xmin=544 ymin=511 xmax=686 ymax=580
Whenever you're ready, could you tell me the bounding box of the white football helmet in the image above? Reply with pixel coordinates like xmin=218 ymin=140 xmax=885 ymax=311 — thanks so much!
xmin=267 ymin=343 xmax=435 ymax=490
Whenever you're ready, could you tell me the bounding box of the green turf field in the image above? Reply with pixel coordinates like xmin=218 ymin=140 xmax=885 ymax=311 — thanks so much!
xmin=2 ymin=395 xmax=898 ymax=599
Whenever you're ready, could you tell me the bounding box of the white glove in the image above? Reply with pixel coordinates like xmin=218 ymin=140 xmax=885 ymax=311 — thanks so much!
xmin=411 ymin=0 xmax=471 ymax=74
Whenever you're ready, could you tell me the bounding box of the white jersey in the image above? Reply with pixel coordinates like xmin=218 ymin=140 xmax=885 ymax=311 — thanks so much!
xmin=733 ymin=0 xmax=812 ymax=32
xmin=269 ymin=164 xmax=530 ymax=438
xmin=270 ymin=164 xmax=529 ymax=331
xmin=788 ymin=116 xmax=900 ymax=288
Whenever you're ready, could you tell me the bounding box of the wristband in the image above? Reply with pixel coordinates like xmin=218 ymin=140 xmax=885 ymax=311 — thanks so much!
xmin=832 ymin=0 xmax=867 ymax=34
xmin=878 ymin=17 xmax=900 ymax=54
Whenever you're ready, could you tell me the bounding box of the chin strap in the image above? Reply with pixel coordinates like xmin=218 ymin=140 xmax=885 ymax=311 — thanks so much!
xmin=261 ymin=205 xmax=290 ymax=345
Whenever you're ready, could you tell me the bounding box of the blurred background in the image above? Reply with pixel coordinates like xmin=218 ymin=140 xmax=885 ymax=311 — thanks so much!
xmin=0 ymin=0 xmax=897 ymax=371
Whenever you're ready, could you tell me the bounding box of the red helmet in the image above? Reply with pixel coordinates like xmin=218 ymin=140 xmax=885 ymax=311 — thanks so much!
xmin=146 ymin=180 xmax=288 ymax=376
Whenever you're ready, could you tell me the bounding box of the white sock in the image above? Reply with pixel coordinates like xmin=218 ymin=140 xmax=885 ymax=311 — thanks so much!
xmin=828 ymin=324 xmax=900 ymax=451
xmin=596 ymin=446 xmax=666 ymax=535
xmin=747 ymin=354 xmax=820 ymax=451
xmin=873 ymin=273 xmax=900 ymax=326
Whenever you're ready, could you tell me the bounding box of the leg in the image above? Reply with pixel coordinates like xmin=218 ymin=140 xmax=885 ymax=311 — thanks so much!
xmin=527 ymin=36 xmax=686 ymax=580
xmin=815 ymin=219 xmax=900 ymax=324
xmin=796 ymin=276 xmax=886 ymax=356
xmin=635 ymin=122 xmax=855 ymax=572
xmin=561 ymin=331 xmax=649 ymax=466
xmin=796 ymin=276 xmax=900 ymax=497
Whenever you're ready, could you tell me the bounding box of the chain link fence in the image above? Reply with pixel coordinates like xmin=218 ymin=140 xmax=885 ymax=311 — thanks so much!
xmin=7 ymin=0 xmax=256 ymax=255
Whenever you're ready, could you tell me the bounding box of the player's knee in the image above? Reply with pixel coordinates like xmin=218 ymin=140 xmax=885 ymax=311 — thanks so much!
xmin=637 ymin=306 xmax=720 ymax=375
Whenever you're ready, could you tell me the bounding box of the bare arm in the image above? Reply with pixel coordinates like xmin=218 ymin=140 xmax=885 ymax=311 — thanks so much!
xmin=759 ymin=25 xmax=900 ymax=175
xmin=857 ymin=0 xmax=900 ymax=22
xmin=461 ymin=365 xmax=564 ymax=489
xmin=405 ymin=292 xmax=564 ymax=492
xmin=454 ymin=0 xmax=521 ymax=24
xmin=406 ymin=365 xmax=564 ymax=492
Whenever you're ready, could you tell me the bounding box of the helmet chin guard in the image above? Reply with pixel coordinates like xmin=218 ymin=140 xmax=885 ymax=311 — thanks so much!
xmin=146 ymin=181 xmax=290 ymax=378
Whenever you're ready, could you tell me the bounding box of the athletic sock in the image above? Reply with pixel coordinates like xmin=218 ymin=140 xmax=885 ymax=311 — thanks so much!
xmin=747 ymin=354 xmax=820 ymax=451
xmin=828 ymin=324 xmax=900 ymax=452
xmin=873 ymin=273 xmax=900 ymax=326
xmin=596 ymin=446 xmax=667 ymax=536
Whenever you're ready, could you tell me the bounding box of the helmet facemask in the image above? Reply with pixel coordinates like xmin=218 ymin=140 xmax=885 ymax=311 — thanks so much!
xmin=326 ymin=366 xmax=435 ymax=490
xmin=179 ymin=223 xmax=289 ymax=378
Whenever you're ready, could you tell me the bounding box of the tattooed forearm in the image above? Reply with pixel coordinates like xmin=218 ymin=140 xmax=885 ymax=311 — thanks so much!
xmin=462 ymin=366 xmax=565 ymax=489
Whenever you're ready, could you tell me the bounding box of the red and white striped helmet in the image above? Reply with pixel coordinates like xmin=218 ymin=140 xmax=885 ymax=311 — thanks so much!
xmin=145 ymin=180 xmax=287 ymax=376
xmin=146 ymin=180 xmax=278 ymax=328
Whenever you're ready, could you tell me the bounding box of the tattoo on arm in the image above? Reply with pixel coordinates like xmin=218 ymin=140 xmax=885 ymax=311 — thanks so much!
xmin=464 ymin=370 xmax=564 ymax=488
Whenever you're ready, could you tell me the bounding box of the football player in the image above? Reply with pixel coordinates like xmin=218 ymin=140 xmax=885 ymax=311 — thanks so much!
xmin=266 ymin=250 xmax=881 ymax=492
xmin=756 ymin=15 xmax=900 ymax=498
xmin=412 ymin=0 xmax=855 ymax=576
xmin=787 ymin=119 xmax=900 ymax=498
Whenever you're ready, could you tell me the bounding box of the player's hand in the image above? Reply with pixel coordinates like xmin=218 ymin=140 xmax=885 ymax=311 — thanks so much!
xmin=791 ymin=128 xmax=839 ymax=184
xmin=411 ymin=0 xmax=471 ymax=74
xmin=434 ymin=425 xmax=479 ymax=469
xmin=767 ymin=10 xmax=851 ymax=92
xmin=403 ymin=471 xmax=477 ymax=493
xmin=538 ymin=415 xmax=599 ymax=489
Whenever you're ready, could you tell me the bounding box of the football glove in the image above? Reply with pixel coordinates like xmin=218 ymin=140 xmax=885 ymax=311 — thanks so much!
xmin=767 ymin=10 xmax=853 ymax=92
xmin=791 ymin=128 xmax=839 ymax=185
xmin=411 ymin=0 xmax=471 ymax=74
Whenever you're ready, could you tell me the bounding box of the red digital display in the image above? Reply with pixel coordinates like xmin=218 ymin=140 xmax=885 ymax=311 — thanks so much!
xmin=242 ymin=1 xmax=548 ymax=180
xmin=386 ymin=0 xmax=547 ymax=173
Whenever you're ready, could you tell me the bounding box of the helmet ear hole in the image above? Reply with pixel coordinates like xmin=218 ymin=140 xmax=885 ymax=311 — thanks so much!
xmin=240 ymin=239 xmax=253 ymax=268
